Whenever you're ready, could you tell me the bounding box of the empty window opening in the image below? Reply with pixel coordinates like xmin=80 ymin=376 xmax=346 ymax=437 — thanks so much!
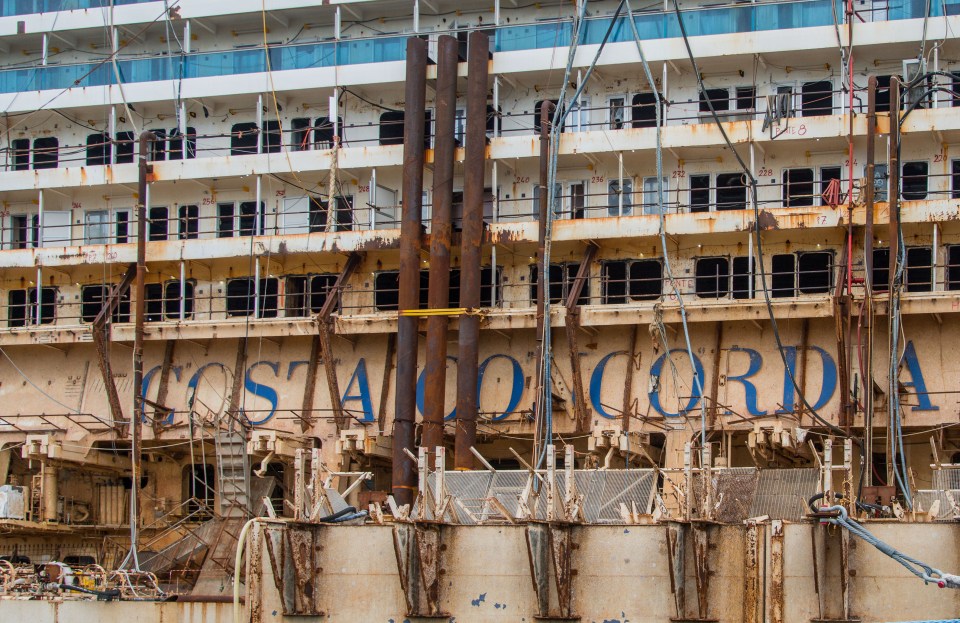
xmin=164 ymin=280 xmax=195 ymax=319
xmin=144 ymin=283 xmax=164 ymax=322
xmin=8 ymin=287 xmax=56 ymax=327
xmin=86 ymin=133 xmax=111 ymax=166
xmin=732 ymin=256 xmax=753 ymax=299
xmin=821 ymin=166 xmax=843 ymax=204
xmin=716 ymin=173 xmax=746 ymax=211
xmin=784 ymin=168 xmax=815 ymax=207
xmin=603 ymin=259 xmax=663 ymax=303
xmin=168 ymin=127 xmax=197 ymax=160
xmin=609 ymin=97 xmax=626 ymax=129
xmin=607 ymin=179 xmax=633 ymax=216
xmin=631 ymin=92 xmax=661 ymax=128
xmin=947 ymin=245 xmax=960 ymax=290
xmin=798 ymin=252 xmax=833 ymax=294
xmin=952 ymin=160 xmax=960 ymax=199
xmin=81 ymin=285 xmax=130 ymax=323
xmin=379 ymin=111 xmax=405 ymax=146
xmin=801 ymin=80 xmax=833 ymax=116
xmin=11 ymin=214 xmax=38 ymax=249
xmin=226 ymin=278 xmax=279 ymax=318
xmin=291 ymin=118 xmax=311 ymax=151
xmin=529 ymin=263 xmax=588 ymax=306
xmin=148 ymin=207 xmax=169 ymax=241
xmin=315 ymin=116 xmax=342 ymax=149
xmin=872 ymin=248 xmax=890 ymax=293
xmin=771 ymin=254 xmax=796 ymax=297
xmin=231 ymin=122 xmax=259 ymax=155
xmin=736 ymin=86 xmax=757 ymax=111
xmin=178 ymin=205 xmax=199 ymax=240
xmin=875 ymin=75 xmax=892 ymax=112
xmin=11 ymin=138 xmax=29 ymax=170
xmin=262 ymin=120 xmax=282 ymax=153
xmin=32 ymin=137 xmax=58 ymax=169
xmin=901 ymin=161 xmax=928 ymax=200
xmin=150 ymin=129 xmax=166 ymax=161
xmin=690 ymin=174 xmax=711 ymax=213
xmin=286 ymin=274 xmax=338 ymax=317
xmin=534 ymin=100 xmax=561 ymax=133
xmin=700 ymin=88 xmax=730 ymax=112
xmin=115 ymin=131 xmax=135 ymax=164
xmin=695 ymin=257 xmax=730 ymax=298
xmin=905 ymin=247 xmax=933 ymax=292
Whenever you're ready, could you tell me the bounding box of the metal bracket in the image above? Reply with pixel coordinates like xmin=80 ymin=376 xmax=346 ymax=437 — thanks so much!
xmin=667 ymin=521 xmax=717 ymax=623
xmin=393 ymin=521 xmax=448 ymax=618
xmin=525 ymin=521 xmax=580 ymax=621
xmin=261 ymin=523 xmax=326 ymax=617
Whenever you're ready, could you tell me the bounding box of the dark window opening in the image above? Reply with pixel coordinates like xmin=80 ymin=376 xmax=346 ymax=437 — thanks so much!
xmin=700 ymin=88 xmax=730 ymax=112
xmin=86 ymin=133 xmax=111 ymax=166
xmin=374 ymin=271 xmax=400 ymax=311
xmin=801 ymin=80 xmax=833 ymax=116
xmin=149 ymin=129 xmax=166 ymax=161
xmin=81 ymin=285 xmax=130 ymax=324
xmin=11 ymin=214 xmax=38 ymax=249
xmin=905 ymin=247 xmax=933 ymax=292
xmin=178 ymin=205 xmax=199 ymax=240
xmin=821 ymin=166 xmax=843 ymax=204
xmin=690 ymin=174 xmax=710 ymax=212
xmin=529 ymin=263 xmax=587 ymax=306
xmin=168 ymin=127 xmax=197 ymax=160
xmin=285 ymin=274 xmax=338 ymax=317
xmin=144 ymin=283 xmax=164 ymax=322
xmin=32 ymin=137 xmax=58 ymax=169
xmin=902 ymin=161 xmax=928 ymax=200
xmin=11 ymin=138 xmax=30 ymax=170
xmin=217 ymin=202 xmax=235 ymax=238
xmin=239 ymin=201 xmax=265 ymax=237
xmin=115 ymin=131 xmax=135 ymax=164
xmin=226 ymin=277 xmax=279 ymax=318
xmin=379 ymin=111 xmax=402 ymax=146
xmin=8 ymin=287 xmax=56 ymax=327
xmin=736 ymin=86 xmax=756 ymax=111
xmin=631 ymin=92 xmax=661 ymax=128
xmin=946 ymin=245 xmax=960 ymax=290
xmin=308 ymin=196 xmax=327 ymax=232
xmin=314 ymin=116 xmax=342 ymax=149
xmin=732 ymin=256 xmax=752 ymax=299
xmin=952 ymin=160 xmax=960 ymax=199
xmin=798 ymin=252 xmax=832 ymax=294
xmin=262 ymin=120 xmax=282 ymax=153
xmin=602 ymin=259 xmax=663 ymax=303
xmin=148 ymin=207 xmax=169 ymax=241
xmin=116 ymin=211 xmax=129 ymax=243
xmin=534 ymin=99 xmax=562 ymax=133
xmin=231 ymin=122 xmax=259 ymax=155
xmin=784 ymin=168 xmax=815 ymax=207
xmin=478 ymin=267 xmax=501 ymax=307
xmin=875 ymin=75 xmax=892 ymax=113
xmin=771 ymin=253 xmax=796 ymax=297
xmin=603 ymin=261 xmax=627 ymax=304
xmin=716 ymin=173 xmax=746 ymax=211
xmin=695 ymin=257 xmax=729 ymax=298
xmin=164 ymin=280 xmax=195 ymax=319
xmin=291 ymin=118 xmax=311 ymax=151
xmin=872 ymin=248 xmax=890 ymax=293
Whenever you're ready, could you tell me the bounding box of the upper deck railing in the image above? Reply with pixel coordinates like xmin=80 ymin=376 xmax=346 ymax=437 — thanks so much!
xmin=0 ymin=0 xmax=948 ymax=94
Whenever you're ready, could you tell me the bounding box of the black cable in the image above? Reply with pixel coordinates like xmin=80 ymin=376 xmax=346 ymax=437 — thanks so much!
xmin=340 ymin=88 xmax=402 ymax=113
xmin=58 ymin=583 xmax=121 ymax=601
xmin=317 ymin=506 xmax=358 ymax=523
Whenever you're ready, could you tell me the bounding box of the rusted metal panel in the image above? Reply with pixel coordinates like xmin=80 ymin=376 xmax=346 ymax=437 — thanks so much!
xmin=564 ymin=243 xmax=598 ymax=433
xmin=394 ymin=36 xmax=428 ymax=507
xmin=742 ymin=523 xmax=761 ymax=623
xmin=226 ymin=337 xmax=248 ymax=422
xmin=300 ymin=335 xmax=322 ymax=434
xmin=262 ymin=523 xmax=324 ymax=616
xmin=692 ymin=523 xmax=711 ymax=620
xmin=392 ymin=521 xmax=448 ymax=618
xmin=666 ymin=522 xmax=686 ymax=620
xmin=770 ymin=520 xmax=784 ymax=623
xmin=247 ymin=521 xmax=264 ymax=623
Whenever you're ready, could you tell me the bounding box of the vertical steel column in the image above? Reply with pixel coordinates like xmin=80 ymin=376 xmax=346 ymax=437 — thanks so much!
xmin=887 ymin=80 xmax=901 ymax=487
xmin=533 ymin=102 xmax=554 ymax=431
xmin=130 ymin=130 xmax=154 ymax=568
xmin=393 ymin=37 xmax=428 ymax=506
xmin=864 ymin=75 xmax=877 ymax=482
xmin=454 ymin=32 xmax=489 ymax=470
xmin=423 ymin=35 xmax=458 ymax=462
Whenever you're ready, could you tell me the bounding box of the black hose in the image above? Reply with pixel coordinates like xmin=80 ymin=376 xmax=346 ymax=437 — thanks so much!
xmin=807 ymin=492 xmax=844 ymax=514
xmin=316 ymin=506 xmax=358 ymax=523
xmin=59 ymin=583 xmax=121 ymax=601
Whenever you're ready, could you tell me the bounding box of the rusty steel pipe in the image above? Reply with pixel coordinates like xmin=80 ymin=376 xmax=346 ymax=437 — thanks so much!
xmin=533 ymin=101 xmax=554 ymax=434
xmin=454 ymin=31 xmax=489 ymax=470
xmin=130 ymin=130 xmax=155 ymax=566
xmin=393 ymin=37 xmax=427 ymax=506
xmin=422 ymin=35 xmax=459 ymax=463
xmin=863 ymin=74 xmax=877 ymax=478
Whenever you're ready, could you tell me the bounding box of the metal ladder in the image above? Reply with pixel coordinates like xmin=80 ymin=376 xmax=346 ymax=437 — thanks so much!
xmin=215 ymin=430 xmax=250 ymax=518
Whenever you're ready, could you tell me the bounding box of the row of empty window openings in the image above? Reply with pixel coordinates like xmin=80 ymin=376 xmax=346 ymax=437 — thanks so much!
xmin=9 ymin=130 xmax=197 ymax=170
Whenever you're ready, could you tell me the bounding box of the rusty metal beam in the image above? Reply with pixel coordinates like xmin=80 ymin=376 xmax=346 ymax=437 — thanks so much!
xmin=864 ymin=74 xmax=878 ymax=476
xmin=707 ymin=322 xmax=724 ymax=427
xmin=743 ymin=522 xmax=762 ymax=623
xmin=305 ymin=252 xmax=363 ymax=434
xmin=563 ymin=242 xmax=598 ymax=433
xmin=621 ymin=323 xmax=640 ymax=432
xmin=422 ymin=35 xmax=458 ymax=463
xmin=524 ymin=521 xmax=577 ymax=620
xmin=151 ymin=339 xmax=176 ymax=435
xmin=454 ymin=30 xmax=490 ymax=471
xmin=226 ymin=337 xmax=248 ymax=426
xmin=92 ymin=262 xmax=137 ymax=437
xmin=532 ymin=100 xmax=556 ymax=445
xmin=770 ymin=520 xmax=784 ymax=623
xmin=393 ymin=36 xmax=428 ymax=507
xmin=392 ymin=521 xmax=448 ymax=618
xmin=378 ymin=333 xmax=396 ymax=434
